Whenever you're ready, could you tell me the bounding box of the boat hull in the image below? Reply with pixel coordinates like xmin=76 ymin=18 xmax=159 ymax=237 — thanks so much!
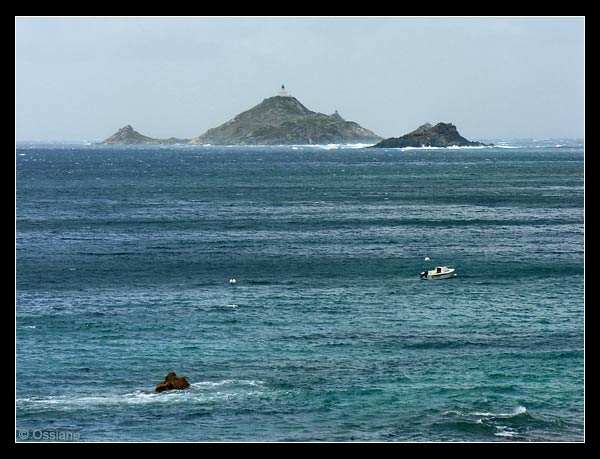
xmin=420 ymin=267 xmax=456 ymax=280
xmin=427 ymin=272 xmax=455 ymax=280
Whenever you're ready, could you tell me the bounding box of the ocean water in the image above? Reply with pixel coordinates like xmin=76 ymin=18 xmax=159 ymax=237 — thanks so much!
xmin=16 ymin=141 xmax=584 ymax=442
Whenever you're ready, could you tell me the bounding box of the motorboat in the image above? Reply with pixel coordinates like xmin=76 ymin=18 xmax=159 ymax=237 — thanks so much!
xmin=420 ymin=266 xmax=456 ymax=280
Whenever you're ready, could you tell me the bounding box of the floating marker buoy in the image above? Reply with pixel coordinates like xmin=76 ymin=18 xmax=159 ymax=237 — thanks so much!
xmin=424 ymin=257 xmax=430 ymax=261
xmin=229 ymin=278 xmax=237 ymax=285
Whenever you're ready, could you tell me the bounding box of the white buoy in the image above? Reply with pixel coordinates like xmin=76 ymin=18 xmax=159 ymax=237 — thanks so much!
xmin=229 ymin=278 xmax=237 ymax=285
xmin=424 ymin=257 xmax=430 ymax=261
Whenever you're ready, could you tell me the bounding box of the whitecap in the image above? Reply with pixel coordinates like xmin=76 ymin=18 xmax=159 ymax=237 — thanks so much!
xmin=17 ymin=379 xmax=271 ymax=410
xmin=316 ymin=143 xmax=374 ymax=150
xmin=471 ymin=406 xmax=527 ymax=418
xmin=191 ymin=379 xmax=263 ymax=388
xmin=447 ymin=145 xmax=486 ymax=150
xmin=494 ymin=426 xmax=518 ymax=437
xmin=394 ymin=145 xmax=491 ymax=151
xmin=443 ymin=406 xmax=527 ymax=419
xmin=399 ymin=146 xmax=441 ymax=150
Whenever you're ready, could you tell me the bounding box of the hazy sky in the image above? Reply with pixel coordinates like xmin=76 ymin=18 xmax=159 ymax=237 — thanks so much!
xmin=15 ymin=17 xmax=584 ymax=141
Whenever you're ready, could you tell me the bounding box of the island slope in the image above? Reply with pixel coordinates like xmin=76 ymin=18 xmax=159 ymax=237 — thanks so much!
xmin=190 ymin=96 xmax=381 ymax=145
xmin=101 ymin=125 xmax=190 ymax=145
xmin=372 ymin=122 xmax=489 ymax=148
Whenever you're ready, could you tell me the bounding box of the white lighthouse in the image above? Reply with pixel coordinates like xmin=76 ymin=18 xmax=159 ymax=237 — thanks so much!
xmin=278 ymin=84 xmax=290 ymax=97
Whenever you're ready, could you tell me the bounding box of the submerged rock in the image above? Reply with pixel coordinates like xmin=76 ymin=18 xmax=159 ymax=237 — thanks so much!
xmin=155 ymin=372 xmax=190 ymax=392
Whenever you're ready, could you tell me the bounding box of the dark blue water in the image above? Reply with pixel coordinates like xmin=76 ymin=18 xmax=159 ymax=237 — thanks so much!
xmin=16 ymin=141 xmax=584 ymax=442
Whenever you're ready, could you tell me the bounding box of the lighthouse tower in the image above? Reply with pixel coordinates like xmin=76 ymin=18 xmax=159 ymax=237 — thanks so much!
xmin=278 ymin=84 xmax=290 ymax=97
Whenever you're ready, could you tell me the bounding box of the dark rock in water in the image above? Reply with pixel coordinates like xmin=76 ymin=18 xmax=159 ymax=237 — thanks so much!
xmin=372 ymin=122 xmax=490 ymax=148
xmin=190 ymin=96 xmax=381 ymax=145
xmin=155 ymin=372 xmax=190 ymax=392
xmin=101 ymin=125 xmax=190 ymax=145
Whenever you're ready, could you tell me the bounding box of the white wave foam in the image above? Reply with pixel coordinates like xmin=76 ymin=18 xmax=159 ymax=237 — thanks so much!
xmin=447 ymin=145 xmax=487 ymax=150
xmin=514 ymin=406 xmax=527 ymax=415
xmin=316 ymin=143 xmax=374 ymax=150
xmin=443 ymin=406 xmax=527 ymax=419
xmin=471 ymin=406 xmax=527 ymax=418
xmin=396 ymin=145 xmax=489 ymax=151
xmin=191 ymin=379 xmax=263 ymax=388
xmin=16 ymin=380 xmax=269 ymax=409
xmin=494 ymin=426 xmax=518 ymax=437
xmin=399 ymin=146 xmax=441 ymax=150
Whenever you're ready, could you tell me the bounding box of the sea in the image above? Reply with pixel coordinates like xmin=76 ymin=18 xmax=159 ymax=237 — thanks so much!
xmin=15 ymin=140 xmax=584 ymax=442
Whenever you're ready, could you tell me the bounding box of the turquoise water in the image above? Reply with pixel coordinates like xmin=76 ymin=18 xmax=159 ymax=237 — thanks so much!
xmin=16 ymin=141 xmax=584 ymax=441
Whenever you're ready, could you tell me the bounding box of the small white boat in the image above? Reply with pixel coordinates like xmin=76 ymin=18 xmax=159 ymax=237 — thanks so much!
xmin=420 ymin=266 xmax=456 ymax=280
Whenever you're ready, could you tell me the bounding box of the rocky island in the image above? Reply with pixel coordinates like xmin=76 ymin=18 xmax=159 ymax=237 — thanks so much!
xmin=100 ymin=89 xmax=489 ymax=148
xmin=190 ymin=89 xmax=381 ymax=145
xmin=372 ymin=122 xmax=490 ymax=148
xmin=101 ymin=87 xmax=380 ymax=146
xmin=101 ymin=125 xmax=190 ymax=145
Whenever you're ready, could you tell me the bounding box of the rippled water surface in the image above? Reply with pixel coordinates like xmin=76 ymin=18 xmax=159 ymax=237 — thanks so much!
xmin=16 ymin=142 xmax=584 ymax=441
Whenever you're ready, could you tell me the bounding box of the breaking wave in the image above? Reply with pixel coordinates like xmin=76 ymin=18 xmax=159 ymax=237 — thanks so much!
xmin=16 ymin=379 xmax=272 ymax=409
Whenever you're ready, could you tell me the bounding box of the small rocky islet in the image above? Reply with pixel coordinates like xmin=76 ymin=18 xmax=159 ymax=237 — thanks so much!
xmin=370 ymin=122 xmax=490 ymax=148
xmin=102 ymin=125 xmax=190 ymax=145
xmin=155 ymin=372 xmax=190 ymax=393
